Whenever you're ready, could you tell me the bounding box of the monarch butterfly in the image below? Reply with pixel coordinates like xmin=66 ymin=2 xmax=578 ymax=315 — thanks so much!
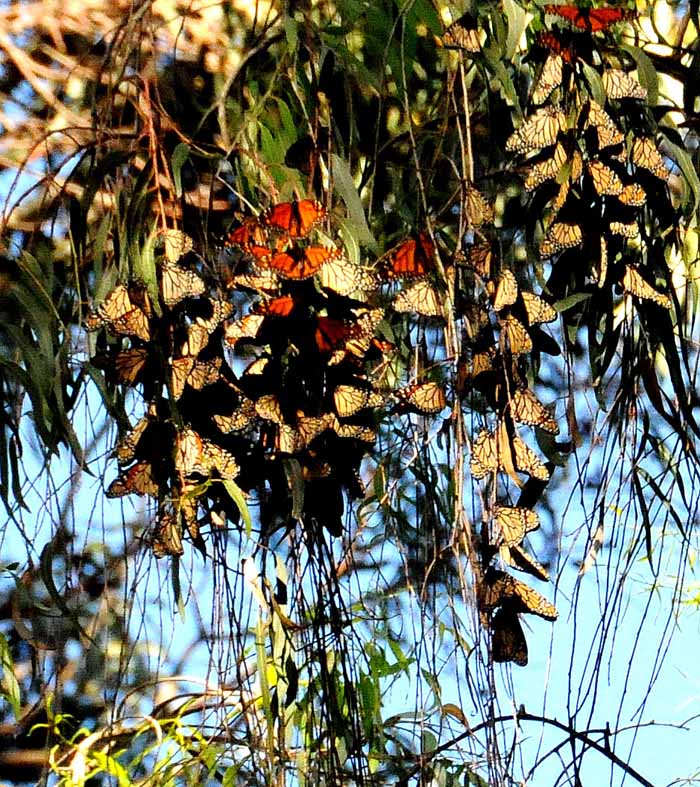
xmin=213 ymin=398 xmax=257 ymax=433
xmin=334 ymin=384 xmax=383 ymax=418
xmin=315 ymin=317 xmax=358 ymax=355
xmin=459 ymin=241 xmax=492 ymax=278
xmin=524 ymin=142 xmax=567 ymax=191
xmin=383 ymin=233 xmax=436 ymax=280
xmin=114 ymin=412 xmax=153 ymax=465
xmin=262 ymin=199 xmax=326 ymax=238
xmin=548 ymin=151 xmax=581 ymax=213
xmin=107 ymin=461 xmax=159 ymax=498
xmin=618 ymin=182 xmax=646 ymax=207
xmin=621 ymin=265 xmax=672 ymax=309
xmin=470 ymin=428 xmax=499 ymax=479
xmin=492 ymin=269 xmax=518 ymax=312
xmin=395 ymin=381 xmax=447 ymax=414
xmin=587 ymin=159 xmax=624 ymax=196
xmin=317 ymin=309 xmax=382 ymax=360
xmin=296 ymin=412 xmax=334 ymax=446
xmin=170 ymin=357 xmax=221 ymax=399
xmin=531 ymin=53 xmax=563 ymax=105
xmin=259 ymin=294 xmax=298 ymax=318
xmin=539 ymin=221 xmax=583 ymax=258
xmin=510 ymin=389 xmax=559 ymax=434
xmin=466 ymin=185 xmax=494 ymax=227
xmin=249 ymin=243 xmax=342 ymax=280
xmin=609 ymin=220 xmax=639 ymax=238
xmin=512 ymin=434 xmax=550 ymax=480
xmin=319 ymin=257 xmax=379 ymax=296
xmin=176 ymin=428 xmax=235 ymax=478
xmin=224 ymin=314 xmax=265 ymax=347
xmin=207 ymin=444 xmax=240 ymax=480
xmin=543 ymin=4 xmax=635 ymax=32
xmin=501 ymin=542 xmax=551 ymax=582
xmin=86 ymin=284 xmax=151 ymax=342
xmin=160 ymin=228 xmax=194 ymax=263
xmin=491 ymin=606 xmax=528 ymax=666
xmin=603 ymin=68 xmax=646 ymax=100
xmin=227 ymin=270 xmax=280 ymax=293
xmin=442 ymin=11 xmax=481 ymax=52
xmin=536 ymin=30 xmax=577 ymax=64
xmin=160 ymin=262 xmax=206 ymax=307
xmin=176 ymin=428 xmax=239 ymax=479
xmin=224 ymin=217 xmax=268 ymax=249
xmin=500 ymin=315 xmax=533 ymax=355
xmin=392 ymin=280 xmax=444 ymax=318
xmin=328 ymin=415 xmax=377 ymax=443
xmin=584 ymin=100 xmax=624 ymax=149
xmin=193 ymin=299 xmax=234 ymax=334
xmin=180 ymin=323 xmax=210 ymax=358
xmin=112 ymin=347 xmax=149 ymax=385
xmin=151 ymin=512 xmax=185 ymax=559
xmin=480 ymin=569 xmax=558 ymax=620
xmin=462 ymin=304 xmax=491 ymax=345
xmin=505 ymin=107 xmax=566 ymax=155
xmin=243 ymin=356 xmax=269 ymax=376
xmin=273 ymin=423 xmax=302 ymax=454
xmin=255 ymin=394 xmax=285 ymax=425
xmin=471 ymin=347 xmax=497 ymax=379
xmin=521 ymin=291 xmax=557 ymax=325
xmin=493 ymin=505 xmax=540 ymax=548
xmin=631 ymin=137 xmax=670 ymax=179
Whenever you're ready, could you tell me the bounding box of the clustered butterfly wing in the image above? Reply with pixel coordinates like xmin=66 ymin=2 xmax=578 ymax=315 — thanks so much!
xmin=543 ymin=4 xmax=635 ymax=32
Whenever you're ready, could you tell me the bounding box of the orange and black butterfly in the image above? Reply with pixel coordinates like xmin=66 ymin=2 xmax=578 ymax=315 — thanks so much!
xmin=248 ymin=244 xmax=342 ymax=280
xmin=262 ymin=199 xmax=326 ymax=238
xmin=442 ymin=11 xmax=481 ymax=52
xmin=86 ymin=284 xmax=151 ymax=342
xmin=160 ymin=262 xmax=206 ymax=307
xmin=107 ymin=461 xmax=159 ymax=498
xmin=224 ymin=217 xmax=268 ymax=249
xmin=535 ymin=30 xmax=577 ymax=65
xmin=395 ymin=382 xmax=447 ymax=414
xmin=383 ymin=233 xmax=435 ymax=280
xmin=315 ymin=316 xmax=359 ymax=354
xmin=543 ymin=4 xmax=635 ymax=32
xmin=491 ymin=607 xmax=528 ymax=666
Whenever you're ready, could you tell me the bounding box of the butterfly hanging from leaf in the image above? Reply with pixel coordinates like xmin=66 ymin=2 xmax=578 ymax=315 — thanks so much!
xmin=543 ymin=4 xmax=635 ymax=32
xmin=262 ymin=199 xmax=326 ymax=239
xmin=442 ymin=11 xmax=481 ymax=52
xmin=248 ymin=243 xmax=343 ymax=280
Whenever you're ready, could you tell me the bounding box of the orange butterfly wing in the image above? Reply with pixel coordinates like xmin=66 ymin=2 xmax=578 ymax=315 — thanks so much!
xmin=254 ymin=245 xmax=340 ymax=279
xmin=385 ymin=233 xmax=435 ymax=280
xmin=263 ymin=199 xmax=326 ymax=238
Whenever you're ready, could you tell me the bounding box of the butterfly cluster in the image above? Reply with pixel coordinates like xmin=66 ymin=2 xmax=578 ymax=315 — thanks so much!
xmin=506 ymin=4 xmax=674 ymax=307
xmin=464 ymin=274 xmax=560 ymax=665
xmin=85 ymin=194 xmax=410 ymax=554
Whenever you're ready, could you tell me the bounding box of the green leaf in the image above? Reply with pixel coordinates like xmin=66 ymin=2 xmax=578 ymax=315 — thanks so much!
xmin=621 ymin=44 xmax=658 ymax=106
xmin=275 ymin=99 xmax=297 ymax=149
xmin=220 ymin=479 xmax=253 ymax=537
xmin=502 ymin=0 xmax=527 ymax=60
xmin=554 ymin=292 xmax=592 ymax=312
xmin=171 ymin=143 xmax=190 ymax=198
xmin=0 ymin=632 xmax=21 ymax=719
xmin=331 ymin=154 xmax=376 ymax=251
xmin=284 ymin=16 xmax=298 ymax=52
xmin=665 ymin=137 xmax=700 ymax=216
xmin=483 ymin=45 xmax=520 ymax=109
xmin=581 ymin=62 xmax=605 ymax=106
